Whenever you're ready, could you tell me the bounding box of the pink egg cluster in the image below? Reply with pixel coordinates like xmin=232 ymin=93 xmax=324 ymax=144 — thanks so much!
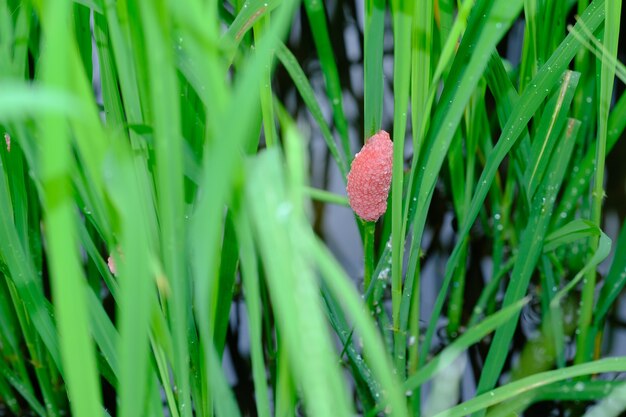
xmin=346 ymin=130 xmax=393 ymax=222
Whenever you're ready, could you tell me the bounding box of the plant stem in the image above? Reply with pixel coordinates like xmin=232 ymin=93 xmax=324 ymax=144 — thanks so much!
xmin=364 ymin=221 xmax=376 ymax=306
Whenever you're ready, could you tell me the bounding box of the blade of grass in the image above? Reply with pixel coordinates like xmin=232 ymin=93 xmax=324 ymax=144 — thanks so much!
xmin=303 ymin=0 xmax=351 ymax=158
xmin=552 ymin=229 xmax=611 ymax=305
xmin=0 ymin=254 xmax=59 ymax=416
xmin=519 ymin=0 xmax=540 ymax=90
xmin=312 ymin=238 xmax=409 ymax=417
xmin=0 ymin=83 xmax=78 ymax=120
xmin=253 ymin=15 xmax=277 ymax=147
xmin=568 ymin=20 xmax=626 ymax=84
xmin=275 ymin=344 xmax=297 ymax=417
xmin=133 ymin=2 xmax=191 ymax=415
xmin=576 ymin=0 xmax=621 ymax=364
xmin=544 ymin=219 xmax=601 ymax=252
xmin=223 ymin=0 xmax=281 ymax=44
xmin=85 ymin=288 xmax=119 ymax=378
xmin=7 ymin=1 xmax=31 ymax=79
xmin=410 ymin=0 xmax=433 ymax=165
xmin=246 ymin=148 xmax=353 ymax=417
xmin=594 ymin=220 xmax=626 ymax=327
xmin=303 ymin=186 xmax=349 ymax=206
xmin=407 ymin=0 xmax=433 ymax=389
xmin=73 ymin=4 xmax=92 ymax=80
xmin=0 ymin=132 xmax=60 ymax=416
xmin=446 ymin=86 xmax=484 ymax=336
xmin=275 ymin=42 xmax=348 ymax=177
xmin=405 ymin=298 xmax=529 ymax=392
xmin=487 ymin=380 xmax=623 ymax=417
xmin=236 ymin=211 xmax=271 ymax=417
xmin=548 ymin=229 xmax=611 ymax=368
xmin=389 ymin=0 xmax=413 ymax=376
xmin=553 ymin=88 xmax=626 ymax=230
xmin=0 ymin=362 xmax=46 ymax=417
xmin=213 ymin=212 xmax=239 ymax=355
xmin=322 ymin=284 xmax=381 ymax=409
xmin=433 ymin=357 xmax=626 ymax=417
xmin=484 ymin=52 xmax=531 ymax=173
xmin=364 ymin=0 xmax=385 ymax=136
xmin=473 ymin=119 xmax=579 ymax=407
xmin=524 ymin=71 xmax=579 ymax=199
xmin=0 ymin=377 xmax=15 ymax=416
xmin=106 ymin=142 xmax=158 ymax=417
xmin=38 ymin=1 xmax=103 ymax=416
xmin=436 ymin=0 xmax=454 ymax=48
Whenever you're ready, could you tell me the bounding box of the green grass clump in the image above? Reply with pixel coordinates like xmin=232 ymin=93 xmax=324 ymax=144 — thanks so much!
xmin=0 ymin=0 xmax=625 ymax=416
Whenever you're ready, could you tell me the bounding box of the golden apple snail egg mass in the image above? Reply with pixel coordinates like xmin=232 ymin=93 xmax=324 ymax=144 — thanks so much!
xmin=346 ymin=130 xmax=393 ymax=222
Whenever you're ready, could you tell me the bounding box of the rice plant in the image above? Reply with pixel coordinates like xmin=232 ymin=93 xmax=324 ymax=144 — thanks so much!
xmin=0 ymin=0 xmax=625 ymax=416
